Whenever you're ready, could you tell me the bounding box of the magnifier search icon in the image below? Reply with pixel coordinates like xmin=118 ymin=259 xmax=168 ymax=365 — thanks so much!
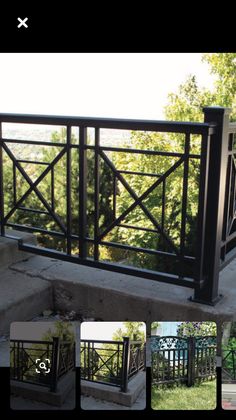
xmin=35 ymin=358 xmax=51 ymax=374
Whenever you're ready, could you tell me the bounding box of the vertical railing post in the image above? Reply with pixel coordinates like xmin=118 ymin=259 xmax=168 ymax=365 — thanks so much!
xmin=94 ymin=128 xmax=100 ymax=261
xmin=87 ymin=341 xmax=91 ymax=381
xmin=79 ymin=126 xmax=87 ymax=259
xmin=187 ymin=336 xmax=195 ymax=387
xmin=66 ymin=125 xmax=72 ymax=255
xmin=193 ymin=107 xmax=231 ymax=304
xmin=121 ymin=337 xmax=130 ymax=392
xmin=17 ymin=341 xmax=20 ymax=380
xmin=0 ymin=122 xmax=5 ymax=236
xmin=50 ymin=337 xmax=60 ymax=392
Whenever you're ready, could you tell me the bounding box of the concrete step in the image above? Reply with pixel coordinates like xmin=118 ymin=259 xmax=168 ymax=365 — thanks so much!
xmin=0 ymin=268 xmax=52 ymax=334
xmin=11 ymin=371 xmax=75 ymax=407
xmin=0 ymin=230 xmax=37 ymax=268
xmin=81 ymin=371 xmax=146 ymax=407
xmin=9 ymin=253 xmax=236 ymax=321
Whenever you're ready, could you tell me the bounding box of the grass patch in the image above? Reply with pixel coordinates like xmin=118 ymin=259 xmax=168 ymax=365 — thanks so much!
xmin=152 ymin=380 xmax=216 ymax=410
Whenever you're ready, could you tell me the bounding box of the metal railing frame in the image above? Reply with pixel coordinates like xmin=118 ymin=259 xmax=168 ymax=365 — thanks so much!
xmin=151 ymin=335 xmax=216 ymax=387
xmin=10 ymin=337 xmax=75 ymax=392
xmin=0 ymin=107 xmax=235 ymax=305
xmin=80 ymin=337 xmax=145 ymax=392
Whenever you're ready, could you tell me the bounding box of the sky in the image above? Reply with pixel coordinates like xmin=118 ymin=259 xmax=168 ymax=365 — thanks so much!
xmin=81 ymin=322 xmax=146 ymax=341
xmin=0 ymin=53 xmax=215 ymax=120
xmin=11 ymin=322 xmax=60 ymax=340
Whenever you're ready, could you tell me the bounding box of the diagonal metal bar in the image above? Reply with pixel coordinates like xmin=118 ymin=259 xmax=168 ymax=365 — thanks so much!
xmin=22 ymin=348 xmax=49 ymax=372
xmin=99 ymin=150 xmax=183 ymax=254
xmin=3 ymin=143 xmax=65 ymax=222
xmin=3 ymin=143 xmax=67 ymax=233
xmin=180 ymin=133 xmax=190 ymax=256
xmin=227 ymin=157 xmax=236 ymax=235
xmin=91 ymin=348 xmax=119 ymax=377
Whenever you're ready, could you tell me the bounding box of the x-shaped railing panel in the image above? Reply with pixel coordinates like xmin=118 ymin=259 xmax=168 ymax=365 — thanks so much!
xmin=3 ymin=142 xmax=67 ymax=233
xmin=98 ymin=150 xmax=184 ymax=255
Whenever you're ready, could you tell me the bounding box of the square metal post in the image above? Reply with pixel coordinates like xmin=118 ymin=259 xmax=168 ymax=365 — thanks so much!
xmin=120 ymin=337 xmax=130 ymax=392
xmin=193 ymin=107 xmax=231 ymax=305
xmin=50 ymin=337 xmax=60 ymax=392
xmin=187 ymin=336 xmax=195 ymax=387
xmin=79 ymin=126 xmax=87 ymax=259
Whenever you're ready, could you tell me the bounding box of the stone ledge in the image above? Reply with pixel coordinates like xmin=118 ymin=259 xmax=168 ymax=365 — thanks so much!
xmin=10 ymin=253 xmax=236 ymax=322
xmin=0 ymin=230 xmax=36 ymax=268
xmin=11 ymin=371 xmax=75 ymax=407
xmin=81 ymin=371 xmax=146 ymax=407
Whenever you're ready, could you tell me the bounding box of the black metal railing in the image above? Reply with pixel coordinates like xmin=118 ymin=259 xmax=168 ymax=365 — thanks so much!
xmin=10 ymin=337 xmax=75 ymax=392
xmin=128 ymin=341 xmax=146 ymax=380
xmin=151 ymin=335 xmax=216 ymax=387
xmin=221 ymin=123 xmax=236 ymax=266
xmin=222 ymin=346 xmax=236 ymax=383
xmin=0 ymin=108 xmax=234 ymax=305
xmin=80 ymin=337 xmax=145 ymax=392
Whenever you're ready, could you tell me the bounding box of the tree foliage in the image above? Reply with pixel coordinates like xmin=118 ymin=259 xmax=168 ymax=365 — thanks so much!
xmin=112 ymin=322 xmax=145 ymax=342
xmin=4 ymin=54 xmax=236 ymax=275
xmin=177 ymin=322 xmax=216 ymax=337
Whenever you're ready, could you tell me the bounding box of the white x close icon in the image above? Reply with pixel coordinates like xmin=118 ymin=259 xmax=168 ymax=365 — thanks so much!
xmin=17 ymin=17 xmax=28 ymax=28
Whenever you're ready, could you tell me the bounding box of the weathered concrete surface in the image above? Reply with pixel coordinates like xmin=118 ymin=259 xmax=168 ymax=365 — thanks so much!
xmin=81 ymin=389 xmax=146 ymax=410
xmin=11 ymin=371 xmax=75 ymax=407
xmin=10 ymin=254 xmax=236 ymax=322
xmin=0 ymin=231 xmax=36 ymax=268
xmin=0 ymin=268 xmax=52 ymax=334
xmin=11 ymin=388 xmax=75 ymax=411
xmin=81 ymin=371 xmax=146 ymax=407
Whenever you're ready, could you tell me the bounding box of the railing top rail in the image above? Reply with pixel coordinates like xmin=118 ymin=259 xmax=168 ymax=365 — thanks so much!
xmin=151 ymin=334 xmax=216 ymax=340
xmin=80 ymin=339 xmax=124 ymax=345
xmin=151 ymin=335 xmax=187 ymax=339
xmin=0 ymin=113 xmax=215 ymax=134
xmin=129 ymin=340 xmax=144 ymax=345
xmin=10 ymin=339 xmax=53 ymax=345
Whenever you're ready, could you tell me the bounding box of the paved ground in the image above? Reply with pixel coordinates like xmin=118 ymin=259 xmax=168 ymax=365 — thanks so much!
xmin=81 ymin=389 xmax=146 ymax=410
xmin=222 ymin=400 xmax=236 ymax=410
xmin=10 ymin=388 xmax=75 ymax=410
xmin=222 ymin=384 xmax=236 ymax=410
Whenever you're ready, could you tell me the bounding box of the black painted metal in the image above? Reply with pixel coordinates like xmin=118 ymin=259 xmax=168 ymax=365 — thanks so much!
xmin=222 ymin=346 xmax=236 ymax=383
xmin=0 ymin=109 xmax=234 ymax=305
xmin=121 ymin=337 xmax=130 ymax=392
xmin=0 ymin=122 xmax=4 ymax=236
xmin=80 ymin=337 xmax=145 ymax=392
xmin=151 ymin=335 xmax=216 ymax=387
xmin=193 ymin=108 xmax=231 ymax=304
xmin=221 ymin=124 xmax=236 ymax=267
xmin=10 ymin=338 xmax=75 ymax=392
xmin=128 ymin=341 xmax=146 ymax=380
xmin=80 ymin=338 xmax=125 ymax=389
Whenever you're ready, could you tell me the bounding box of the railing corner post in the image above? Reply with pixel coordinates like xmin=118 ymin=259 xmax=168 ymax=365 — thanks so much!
xmin=193 ymin=106 xmax=231 ymax=305
xmin=187 ymin=336 xmax=195 ymax=387
xmin=50 ymin=336 xmax=60 ymax=392
xmin=79 ymin=126 xmax=88 ymax=259
xmin=121 ymin=336 xmax=130 ymax=393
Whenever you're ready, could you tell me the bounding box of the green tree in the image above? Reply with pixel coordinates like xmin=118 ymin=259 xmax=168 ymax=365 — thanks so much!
xmin=112 ymin=322 xmax=145 ymax=342
xmin=177 ymin=322 xmax=216 ymax=337
xmin=41 ymin=321 xmax=75 ymax=343
xmin=107 ymin=53 xmax=236 ymax=274
xmin=165 ymin=53 xmax=236 ymax=122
